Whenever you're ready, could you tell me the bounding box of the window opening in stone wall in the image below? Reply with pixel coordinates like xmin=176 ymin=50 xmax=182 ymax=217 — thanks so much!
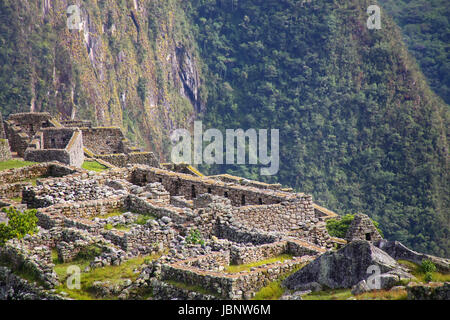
xmin=191 ymin=185 xmax=196 ymax=198
xmin=365 ymin=233 xmax=372 ymax=241
xmin=241 ymin=194 xmax=246 ymax=206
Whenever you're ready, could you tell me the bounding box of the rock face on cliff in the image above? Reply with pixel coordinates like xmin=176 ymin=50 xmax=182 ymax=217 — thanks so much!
xmin=283 ymin=240 xmax=411 ymax=291
xmin=0 ymin=0 xmax=204 ymax=159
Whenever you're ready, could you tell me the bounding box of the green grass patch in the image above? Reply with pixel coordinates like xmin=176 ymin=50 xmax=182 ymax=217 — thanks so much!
xmin=166 ymin=280 xmax=219 ymax=297
xmin=225 ymin=254 xmax=293 ymax=273
xmin=252 ymin=263 xmax=305 ymax=300
xmin=82 ymin=161 xmax=108 ymax=172
xmin=397 ymin=259 xmax=450 ymax=283
xmin=90 ymin=209 xmax=126 ymax=220
xmin=253 ymin=280 xmax=285 ymax=300
xmin=135 ymin=214 xmax=155 ymax=225
xmin=104 ymin=223 xmax=130 ymax=232
xmin=54 ymin=253 xmax=161 ymax=300
xmin=10 ymin=197 xmax=22 ymax=202
xmin=302 ymin=288 xmax=353 ymax=300
xmin=0 ymin=160 xmax=36 ymax=171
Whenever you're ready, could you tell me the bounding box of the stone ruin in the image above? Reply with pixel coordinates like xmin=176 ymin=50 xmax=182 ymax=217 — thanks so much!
xmin=0 ymin=158 xmax=345 ymax=300
xmin=0 ymin=113 xmax=448 ymax=301
xmin=1 ymin=112 xmax=159 ymax=169
xmin=345 ymin=213 xmax=383 ymax=242
xmin=24 ymin=127 xmax=84 ymax=168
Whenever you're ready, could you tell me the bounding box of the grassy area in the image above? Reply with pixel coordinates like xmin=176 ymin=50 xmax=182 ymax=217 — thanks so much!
xmin=0 ymin=255 xmax=46 ymax=287
xmin=397 ymin=260 xmax=450 ymax=283
xmin=0 ymin=160 xmax=36 ymax=171
xmin=89 ymin=210 xmax=126 ymax=220
xmin=252 ymin=263 xmax=305 ymax=300
xmin=355 ymin=289 xmax=408 ymax=300
xmin=82 ymin=161 xmax=108 ymax=172
xmin=166 ymin=280 xmax=219 ymax=297
xmin=225 ymin=254 xmax=294 ymax=273
xmin=253 ymin=280 xmax=285 ymax=300
xmin=135 ymin=214 xmax=155 ymax=225
xmin=10 ymin=197 xmax=22 ymax=203
xmin=54 ymin=252 xmax=161 ymax=300
xmin=302 ymin=289 xmax=353 ymax=300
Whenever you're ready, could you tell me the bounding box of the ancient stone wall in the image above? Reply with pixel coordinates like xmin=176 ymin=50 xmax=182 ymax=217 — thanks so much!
xmin=24 ymin=128 xmax=84 ymax=167
xmin=60 ymin=120 xmax=92 ymax=128
xmin=0 ymin=162 xmax=77 ymax=185
xmin=160 ymin=255 xmax=312 ymax=299
xmin=6 ymin=113 xmax=53 ymax=138
xmin=80 ymin=127 xmax=126 ymax=155
xmin=96 ymin=152 xmax=159 ymax=168
xmin=131 ymin=166 xmax=299 ymax=206
xmin=345 ymin=213 xmax=383 ymax=242
xmin=230 ymin=196 xmax=315 ymax=233
xmin=0 ymin=139 xmax=11 ymax=161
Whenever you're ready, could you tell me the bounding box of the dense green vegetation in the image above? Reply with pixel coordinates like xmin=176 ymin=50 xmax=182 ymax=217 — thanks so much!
xmin=0 ymin=207 xmax=38 ymax=246
xmin=379 ymin=0 xmax=450 ymax=104
xmin=186 ymin=0 xmax=449 ymax=257
xmin=397 ymin=259 xmax=450 ymax=283
xmin=326 ymin=214 xmax=383 ymax=238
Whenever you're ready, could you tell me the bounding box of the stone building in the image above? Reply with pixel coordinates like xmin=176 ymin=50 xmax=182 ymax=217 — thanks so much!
xmin=345 ymin=213 xmax=383 ymax=242
xmin=3 ymin=112 xmax=57 ymax=157
xmin=24 ymin=127 xmax=84 ymax=168
xmin=1 ymin=112 xmax=159 ymax=169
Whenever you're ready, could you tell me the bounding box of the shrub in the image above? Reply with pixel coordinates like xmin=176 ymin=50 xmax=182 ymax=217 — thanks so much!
xmin=424 ymin=272 xmax=433 ymax=283
xmin=421 ymin=259 xmax=437 ymax=274
xmin=186 ymin=229 xmax=204 ymax=245
xmin=0 ymin=207 xmax=38 ymax=246
xmin=326 ymin=214 xmax=355 ymax=238
xmin=326 ymin=213 xmax=384 ymax=238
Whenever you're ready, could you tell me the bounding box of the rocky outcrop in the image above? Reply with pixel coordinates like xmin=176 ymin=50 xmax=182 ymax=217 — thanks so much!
xmin=374 ymin=239 xmax=450 ymax=273
xmin=283 ymin=240 xmax=412 ymax=291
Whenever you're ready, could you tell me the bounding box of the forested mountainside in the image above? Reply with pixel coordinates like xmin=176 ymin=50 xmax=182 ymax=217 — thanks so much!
xmin=0 ymin=0 xmax=204 ymax=158
xmin=379 ymin=0 xmax=450 ymax=105
xmin=0 ymin=0 xmax=448 ymax=257
xmin=186 ymin=0 xmax=449 ymax=257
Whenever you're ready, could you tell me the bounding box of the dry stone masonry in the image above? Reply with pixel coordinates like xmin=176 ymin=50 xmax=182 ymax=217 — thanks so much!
xmin=0 ymin=112 xmax=448 ymax=300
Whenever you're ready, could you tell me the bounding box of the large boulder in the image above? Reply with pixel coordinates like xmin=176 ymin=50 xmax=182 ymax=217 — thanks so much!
xmin=283 ymin=240 xmax=411 ymax=291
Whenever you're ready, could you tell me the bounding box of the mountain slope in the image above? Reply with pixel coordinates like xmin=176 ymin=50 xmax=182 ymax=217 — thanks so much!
xmin=0 ymin=0 xmax=204 ymax=158
xmin=188 ymin=0 xmax=449 ymax=256
xmin=379 ymin=0 xmax=450 ymax=105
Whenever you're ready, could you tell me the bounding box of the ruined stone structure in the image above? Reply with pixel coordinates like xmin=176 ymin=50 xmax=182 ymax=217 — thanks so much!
xmin=3 ymin=113 xmax=56 ymax=157
xmin=1 ymin=112 xmax=159 ymax=168
xmin=1 ymin=113 xmax=447 ymax=301
xmin=24 ymin=128 xmax=84 ymax=167
xmin=345 ymin=213 xmax=383 ymax=242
